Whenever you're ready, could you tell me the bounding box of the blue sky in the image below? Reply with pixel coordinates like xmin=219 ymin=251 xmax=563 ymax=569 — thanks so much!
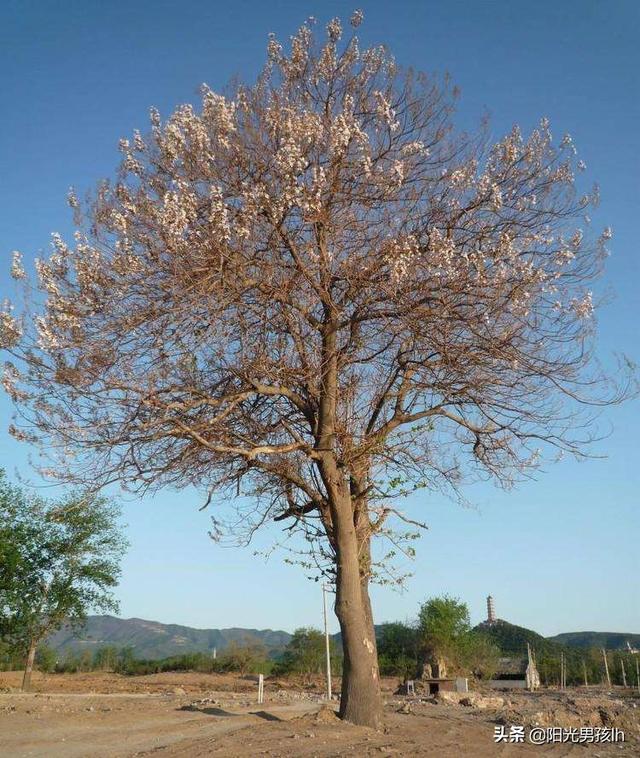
xmin=1 ymin=0 xmax=638 ymax=637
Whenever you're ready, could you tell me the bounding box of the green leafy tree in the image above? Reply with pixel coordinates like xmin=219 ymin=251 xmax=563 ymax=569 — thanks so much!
xmin=93 ymin=645 xmax=120 ymax=671
xmin=414 ymin=597 xmax=500 ymax=679
xmin=275 ymin=626 xmax=336 ymax=681
xmin=0 ymin=639 xmax=22 ymax=671
xmin=0 ymin=471 xmax=127 ymax=689
xmin=35 ymin=644 xmax=57 ymax=674
xmin=459 ymin=632 xmax=501 ymax=680
xmin=108 ymin=646 xmax=140 ymax=674
xmin=377 ymin=622 xmax=418 ymax=678
xmin=417 ymin=595 xmax=471 ymax=662
xmin=417 ymin=595 xmax=471 ymax=675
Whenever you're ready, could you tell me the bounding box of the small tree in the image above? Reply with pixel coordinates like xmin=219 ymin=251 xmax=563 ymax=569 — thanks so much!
xmin=1 ymin=12 xmax=633 ymax=725
xmin=377 ymin=621 xmax=418 ymax=678
xmin=114 ymin=645 xmax=136 ymax=674
xmin=35 ymin=644 xmax=57 ymax=674
xmin=460 ymin=632 xmax=500 ymax=680
xmin=0 ymin=639 xmax=22 ymax=671
xmin=275 ymin=626 xmax=336 ymax=681
xmin=220 ymin=637 xmax=267 ymax=675
xmin=93 ymin=645 xmax=119 ymax=671
xmin=0 ymin=471 xmax=126 ymax=689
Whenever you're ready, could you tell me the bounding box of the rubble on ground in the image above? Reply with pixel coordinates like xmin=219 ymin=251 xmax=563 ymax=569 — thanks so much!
xmin=436 ymin=691 xmax=505 ymax=709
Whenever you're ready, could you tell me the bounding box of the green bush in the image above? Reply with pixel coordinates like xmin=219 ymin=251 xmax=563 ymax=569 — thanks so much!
xmin=377 ymin=622 xmax=418 ymax=677
xmin=35 ymin=645 xmax=57 ymax=673
xmin=0 ymin=640 xmax=23 ymax=671
xmin=218 ymin=639 xmax=267 ymax=675
xmin=93 ymin=646 xmax=119 ymax=671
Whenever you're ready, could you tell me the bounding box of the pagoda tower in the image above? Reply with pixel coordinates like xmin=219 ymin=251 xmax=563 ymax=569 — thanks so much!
xmin=486 ymin=595 xmax=496 ymax=625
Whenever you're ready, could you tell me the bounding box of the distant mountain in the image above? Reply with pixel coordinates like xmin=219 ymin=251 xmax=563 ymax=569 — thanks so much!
xmin=548 ymin=632 xmax=640 ymax=651
xmin=475 ymin=620 xmax=640 ymax=656
xmin=47 ymin=615 xmax=640 ymax=662
xmin=47 ymin=616 xmax=292 ymax=660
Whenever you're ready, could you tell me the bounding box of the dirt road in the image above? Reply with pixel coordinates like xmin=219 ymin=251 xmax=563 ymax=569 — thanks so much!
xmin=1 ymin=672 xmax=638 ymax=756
xmin=0 ymin=692 xmax=319 ymax=757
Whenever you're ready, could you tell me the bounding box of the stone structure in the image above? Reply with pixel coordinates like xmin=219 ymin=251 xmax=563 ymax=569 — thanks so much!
xmin=525 ymin=643 xmax=541 ymax=691
xmin=417 ymin=653 xmax=448 ymax=680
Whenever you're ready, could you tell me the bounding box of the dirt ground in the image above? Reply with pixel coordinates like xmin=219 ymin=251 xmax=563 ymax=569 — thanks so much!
xmin=1 ymin=671 xmax=638 ymax=757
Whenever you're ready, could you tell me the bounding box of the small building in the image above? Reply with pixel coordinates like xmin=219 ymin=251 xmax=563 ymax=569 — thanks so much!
xmin=485 ymin=647 xmax=540 ymax=691
xmin=421 ymin=678 xmax=456 ymax=695
xmin=485 ymin=655 xmax=528 ymax=689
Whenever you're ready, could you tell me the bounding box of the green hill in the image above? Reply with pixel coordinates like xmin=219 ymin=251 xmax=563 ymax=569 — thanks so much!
xmin=475 ymin=621 xmax=640 ymax=656
xmin=474 ymin=621 xmax=640 ymax=686
xmin=475 ymin=619 xmax=561 ymax=656
xmin=548 ymin=631 xmax=640 ymax=651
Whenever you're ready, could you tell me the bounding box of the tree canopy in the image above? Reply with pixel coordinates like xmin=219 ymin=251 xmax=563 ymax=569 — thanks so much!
xmin=418 ymin=595 xmax=471 ymax=648
xmin=0 ymin=471 xmax=126 ymax=689
xmin=417 ymin=595 xmax=500 ymax=679
xmin=1 ymin=14 xmax=625 ymax=541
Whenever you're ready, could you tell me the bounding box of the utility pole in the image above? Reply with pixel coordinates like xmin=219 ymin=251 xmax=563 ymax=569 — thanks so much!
xmin=582 ymin=659 xmax=588 ymax=687
xmin=322 ymin=583 xmax=333 ymax=701
xmin=621 ymin=658 xmax=627 ymax=688
xmin=602 ymin=649 xmax=611 ymax=687
xmin=636 ymin=658 xmax=639 ymax=695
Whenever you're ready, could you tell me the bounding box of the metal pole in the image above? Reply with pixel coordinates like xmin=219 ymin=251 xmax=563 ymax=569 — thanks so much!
xmin=621 ymin=658 xmax=627 ymax=688
xmin=322 ymin=583 xmax=333 ymax=700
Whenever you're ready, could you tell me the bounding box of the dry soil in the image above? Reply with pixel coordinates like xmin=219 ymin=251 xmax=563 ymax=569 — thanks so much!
xmin=0 ymin=671 xmax=638 ymax=757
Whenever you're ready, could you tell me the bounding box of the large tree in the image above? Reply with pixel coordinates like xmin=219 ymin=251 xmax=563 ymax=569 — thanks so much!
xmin=0 ymin=471 xmax=126 ymax=690
xmin=417 ymin=595 xmax=471 ymax=672
xmin=0 ymin=13 xmax=631 ymax=725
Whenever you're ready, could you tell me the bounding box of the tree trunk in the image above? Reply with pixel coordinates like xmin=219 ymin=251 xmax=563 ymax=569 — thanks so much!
xmin=316 ymin=322 xmax=383 ymax=728
xmin=333 ymin=506 xmax=383 ymax=728
xmin=22 ymin=641 xmax=37 ymax=691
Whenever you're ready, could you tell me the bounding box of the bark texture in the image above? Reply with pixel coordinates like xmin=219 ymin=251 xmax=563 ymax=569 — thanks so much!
xmin=333 ymin=505 xmax=382 ymax=727
xmin=22 ymin=641 xmax=36 ymax=692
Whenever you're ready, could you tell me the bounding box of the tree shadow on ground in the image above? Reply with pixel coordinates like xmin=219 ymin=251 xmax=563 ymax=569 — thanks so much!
xmin=179 ymin=705 xmax=241 ymax=717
